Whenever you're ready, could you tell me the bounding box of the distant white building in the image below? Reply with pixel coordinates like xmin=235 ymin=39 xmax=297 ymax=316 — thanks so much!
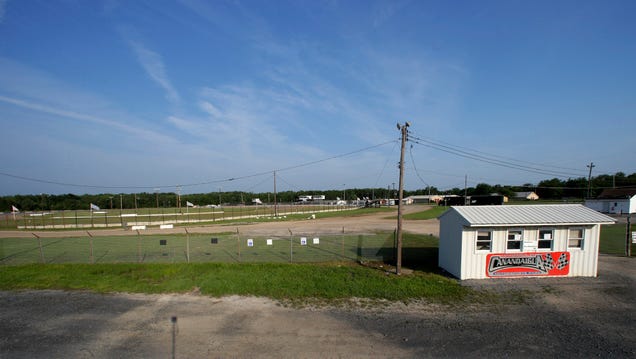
xmin=404 ymin=195 xmax=444 ymax=204
xmin=514 ymin=191 xmax=539 ymax=200
xmin=297 ymin=195 xmax=326 ymax=202
xmin=585 ymin=188 xmax=636 ymax=214
xmin=438 ymin=204 xmax=614 ymax=279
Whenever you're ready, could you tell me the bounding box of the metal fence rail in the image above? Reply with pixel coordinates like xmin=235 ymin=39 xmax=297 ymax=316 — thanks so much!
xmin=0 ymin=230 xmax=397 ymax=265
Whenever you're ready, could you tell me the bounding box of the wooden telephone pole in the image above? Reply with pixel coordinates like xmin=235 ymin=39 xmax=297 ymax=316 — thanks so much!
xmin=396 ymin=122 xmax=410 ymax=275
xmin=586 ymin=162 xmax=595 ymax=198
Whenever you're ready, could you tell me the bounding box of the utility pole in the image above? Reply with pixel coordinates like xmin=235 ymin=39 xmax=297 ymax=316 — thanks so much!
xmin=464 ymin=174 xmax=468 ymax=205
xmin=626 ymin=213 xmax=632 ymax=257
xmin=396 ymin=121 xmax=410 ymax=275
xmin=177 ymin=185 xmax=182 ymax=211
xmin=273 ymin=171 xmax=278 ymax=217
xmin=587 ymin=162 xmax=595 ymax=198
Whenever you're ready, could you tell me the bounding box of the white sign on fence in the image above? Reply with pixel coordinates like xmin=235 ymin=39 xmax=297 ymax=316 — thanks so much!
xmin=160 ymin=224 xmax=174 ymax=229
xmin=313 ymin=237 xmax=320 ymax=245
xmin=247 ymin=239 xmax=254 ymax=247
xmin=300 ymin=237 xmax=307 ymax=246
xmin=131 ymin=225 xmax=146 ymax=230
xmin=267 ymin=239 xmax=273 ymax=246
xmin=632 ymin=231 xmax=636 ymax=244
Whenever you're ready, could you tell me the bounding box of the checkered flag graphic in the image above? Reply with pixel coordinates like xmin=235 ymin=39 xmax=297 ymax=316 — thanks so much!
xmin=542 ymin=254 xmax=555 ymax=271
xmin=556 ymin=253 xmax=569 ymax=270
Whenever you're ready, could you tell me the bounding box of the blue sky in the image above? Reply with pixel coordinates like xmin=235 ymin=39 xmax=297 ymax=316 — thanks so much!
xmin=1 ymin=0 xmax=635 ymax=195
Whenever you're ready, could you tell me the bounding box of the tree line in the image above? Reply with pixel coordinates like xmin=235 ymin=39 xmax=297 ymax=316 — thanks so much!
xmin=2 ymin=172 xmax=635 ymax=212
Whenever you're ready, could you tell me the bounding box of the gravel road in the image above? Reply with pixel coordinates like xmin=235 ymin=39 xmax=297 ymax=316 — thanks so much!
xmin=1 ymin=254 xmax=635 ymax=358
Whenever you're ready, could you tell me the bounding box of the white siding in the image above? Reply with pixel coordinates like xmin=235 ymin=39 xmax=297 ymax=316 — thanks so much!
xmin=438 ymin=210 xmax=465 ymax=278
xmin=568 ymin=226 xmax=599 ymax=277
xmin=584 ymin=200 xmax=608 ymax=213
xmin=438 ymin=206 xmax=611 ymax=280
xmin=459 ymin=228 xmax=496 ymax=279
xmin=444 ymin=224 xmax=602 ymax=279
xmin=585 ymin=198 xmax=635 ymax=214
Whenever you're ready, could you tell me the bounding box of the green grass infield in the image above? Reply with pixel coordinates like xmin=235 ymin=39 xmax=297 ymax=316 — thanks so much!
xmin=0 ymin=262 xmax=472 ymax=303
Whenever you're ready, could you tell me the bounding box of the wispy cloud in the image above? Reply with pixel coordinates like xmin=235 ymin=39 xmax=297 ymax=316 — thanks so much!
xmin=0 ymin=94 xmax=173 ymax=144
xmin=128 ymin=40 xmax=180 ymax=104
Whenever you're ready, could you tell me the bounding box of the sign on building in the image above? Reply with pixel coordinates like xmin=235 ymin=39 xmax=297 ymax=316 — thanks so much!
xmin=486 ymin=252 xmax=570 ymax=278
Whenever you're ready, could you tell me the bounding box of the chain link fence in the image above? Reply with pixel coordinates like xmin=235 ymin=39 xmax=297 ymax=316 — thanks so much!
xmin=0 ymin=229 xmax=401 ymax=265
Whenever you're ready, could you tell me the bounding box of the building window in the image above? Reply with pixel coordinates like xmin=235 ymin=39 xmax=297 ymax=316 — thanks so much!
xmin=507 ymin=229 xmax=523 ymax=250
xmin=476 ymin=230 xmax=492 ymax=251
xmin=568 ymin=228 xmax=584 ymax=249
xmin=538 ymin=229 xmax=553 ymax=250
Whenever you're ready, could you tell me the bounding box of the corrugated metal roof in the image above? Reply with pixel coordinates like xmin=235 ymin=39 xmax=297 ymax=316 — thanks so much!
xmin=450 ymin=204 xmax=615 ymax=226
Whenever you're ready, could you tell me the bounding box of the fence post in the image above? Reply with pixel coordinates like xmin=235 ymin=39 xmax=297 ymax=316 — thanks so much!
xmin=32 ymin=233 xmax=44 ymax=264
xmin=393 ymin=228 xmax=397 ymax=264
xmin=185 ymin=228 xmax=190 ymax=263
xmin=342 ymin=226 xmax=345 ymax=258
xmin=236 ymin=228 xmax=241 ymax=262
xmin=171 ymin=316 xmax=177 ymax=359
xmin=137 ymin=230 xmax=142 ymax=263
xmin=289 ymin=228 xmax=293 ymax=263
xmin=87 ymin=231 xmax=94 ymax=264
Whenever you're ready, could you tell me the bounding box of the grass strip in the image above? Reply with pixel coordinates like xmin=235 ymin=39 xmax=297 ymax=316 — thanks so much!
xmin=0 ymin=262 xmax=471 ymax=303
xmin=600 ymin=223 xmax=635 ymax=255
xmin=402 ymin=206 xmax=448 ymax=220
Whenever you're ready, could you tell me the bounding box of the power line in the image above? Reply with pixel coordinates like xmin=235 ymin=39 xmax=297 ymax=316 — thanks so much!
xmin=408 ymin=135 xmax=583 ymax=178
xmin=275 ymin=173 xmax=302 ymax=192
xmin=0 ymin=140 xmax=397 ymax=191
xmin=373 ymin=140 xmax=399 ymax=187
xmin=408 ymin=131 xmax=587 ymax=174
xmin=408 ymin=144 xmax=430 ymax=188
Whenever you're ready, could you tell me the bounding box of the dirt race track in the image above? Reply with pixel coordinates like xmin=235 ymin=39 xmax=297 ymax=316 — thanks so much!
xmin=1 ymin=206 xmax=635 ymax=358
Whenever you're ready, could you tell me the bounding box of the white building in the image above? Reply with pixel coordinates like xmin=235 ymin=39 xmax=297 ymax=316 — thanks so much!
xmin=514 ymin=191 xmax=539 ymax=200
xmin=404 ymin=195 xmax=444 ymax=204
xmin=438 ymin=204 xmax=614 ymax=279
xmin=585 ymin=188 xmax=636 ymax=214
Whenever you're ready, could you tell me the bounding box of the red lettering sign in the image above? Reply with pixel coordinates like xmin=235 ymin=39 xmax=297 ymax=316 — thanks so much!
xmin=486 ymin=252 xmax=570 ymax=278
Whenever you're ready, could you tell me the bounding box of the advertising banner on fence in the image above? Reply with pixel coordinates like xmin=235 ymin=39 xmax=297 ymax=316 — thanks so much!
xmin=486 ymin=252 xmax=570 ymax=278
